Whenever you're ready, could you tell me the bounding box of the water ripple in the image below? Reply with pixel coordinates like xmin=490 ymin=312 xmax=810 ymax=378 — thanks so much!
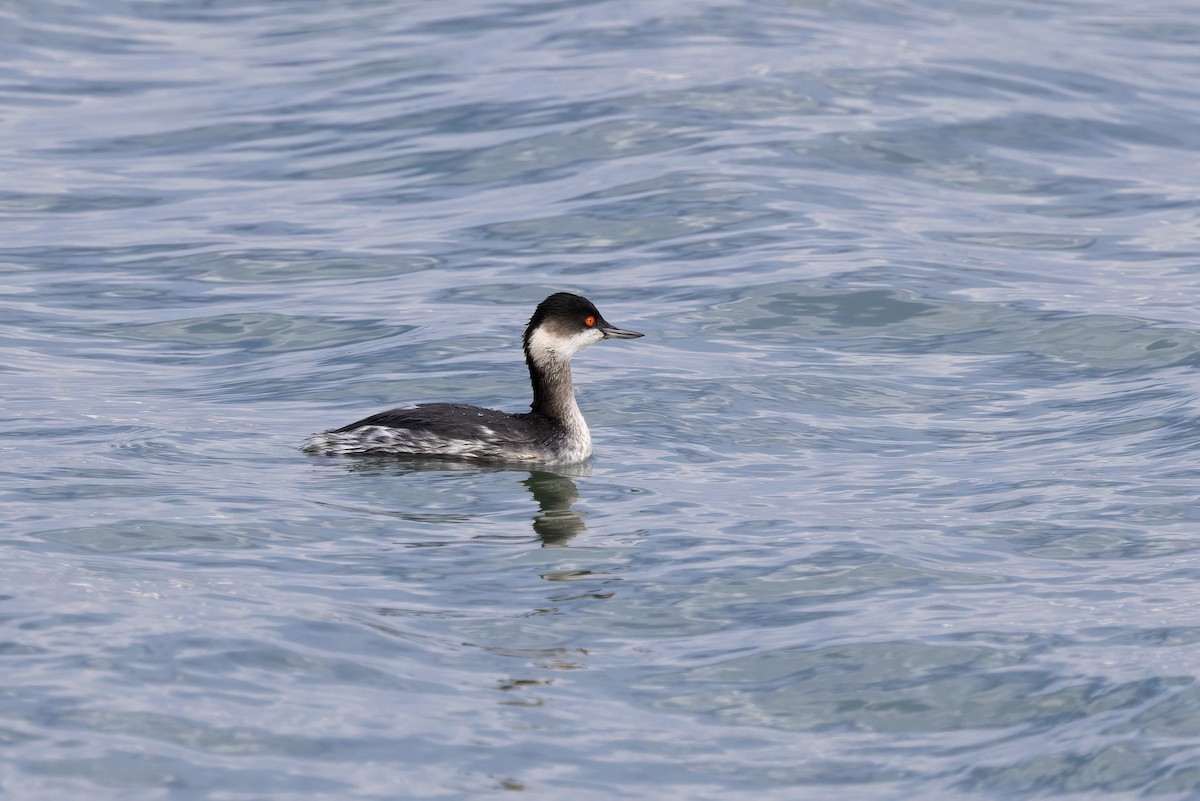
xmin=3 ymin=0 xmax=1200 ymax=798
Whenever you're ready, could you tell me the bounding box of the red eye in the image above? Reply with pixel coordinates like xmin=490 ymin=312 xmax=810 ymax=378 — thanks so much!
xmin=585 ymin=315 xmax=596 ymax=327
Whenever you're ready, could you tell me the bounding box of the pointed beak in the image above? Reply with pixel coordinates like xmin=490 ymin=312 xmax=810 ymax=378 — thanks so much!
xmin=599 ymin=324 xmax=643 ymax=340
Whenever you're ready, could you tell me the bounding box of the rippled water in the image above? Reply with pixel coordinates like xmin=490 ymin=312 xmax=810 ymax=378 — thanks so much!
xmin=5 ymin=0 xmax=1200 ymax=798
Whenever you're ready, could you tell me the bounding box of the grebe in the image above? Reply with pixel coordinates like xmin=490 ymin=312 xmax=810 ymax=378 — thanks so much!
xmin=304 ymin=293 xmax=642 ymax=464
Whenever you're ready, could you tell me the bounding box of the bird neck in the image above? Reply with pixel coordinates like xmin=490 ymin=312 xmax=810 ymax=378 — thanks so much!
xmin=526 ymin=349 xmax=582 ymax=425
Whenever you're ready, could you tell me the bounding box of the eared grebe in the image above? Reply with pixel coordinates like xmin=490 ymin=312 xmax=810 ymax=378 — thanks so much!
xmin=304 ymin=293 xmax=643 ymax=464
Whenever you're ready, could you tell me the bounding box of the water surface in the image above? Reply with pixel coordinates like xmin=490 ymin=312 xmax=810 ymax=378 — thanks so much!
xmin=4 ymin=0 xmax=1200 ymax=798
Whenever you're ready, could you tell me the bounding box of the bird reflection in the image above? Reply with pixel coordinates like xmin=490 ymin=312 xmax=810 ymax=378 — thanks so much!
xmin=318 ymin=456 xmax=589 ymax=546
xmin=524 ymin=468 xmax=588 ymax=546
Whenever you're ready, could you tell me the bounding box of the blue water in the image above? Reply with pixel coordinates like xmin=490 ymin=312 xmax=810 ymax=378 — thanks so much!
xmin=4 ymin=0 xmax=1200 ymax=798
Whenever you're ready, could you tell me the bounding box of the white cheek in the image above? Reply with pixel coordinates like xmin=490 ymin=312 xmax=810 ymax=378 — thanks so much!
xmin=562 ymin=328 xmax=603 ymax=357
xmin=528 ymin=326 xmax=603 ymax=363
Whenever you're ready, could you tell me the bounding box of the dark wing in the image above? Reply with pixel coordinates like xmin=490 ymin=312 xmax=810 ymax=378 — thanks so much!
xmin=332 ymin=403 xmax=546 ymax=444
